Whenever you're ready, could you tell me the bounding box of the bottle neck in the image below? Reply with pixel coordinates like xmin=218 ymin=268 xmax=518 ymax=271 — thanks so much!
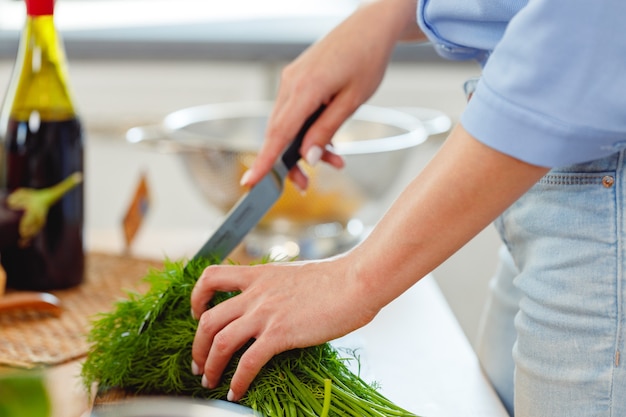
xmin=7 ymin=14 xmax=76 ymax=122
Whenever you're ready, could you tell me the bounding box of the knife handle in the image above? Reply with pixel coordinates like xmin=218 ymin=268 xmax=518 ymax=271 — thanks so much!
xmin=280 ymin=105 xmax=326 ymax=170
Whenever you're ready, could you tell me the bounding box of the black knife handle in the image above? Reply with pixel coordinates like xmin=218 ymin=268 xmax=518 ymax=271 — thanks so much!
xmin=280 ymin=105 xmax=326 ymax=170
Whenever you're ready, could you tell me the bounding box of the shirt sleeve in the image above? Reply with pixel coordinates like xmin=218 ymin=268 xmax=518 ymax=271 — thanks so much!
xmin=460 ymin=0 xmax=626 ymax=167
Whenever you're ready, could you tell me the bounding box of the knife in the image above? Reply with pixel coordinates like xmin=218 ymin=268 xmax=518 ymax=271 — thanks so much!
xmin=137 ymin=106 xmax=325 ymax=334
xmin=185 ymin=105 xmax=326 ymax=269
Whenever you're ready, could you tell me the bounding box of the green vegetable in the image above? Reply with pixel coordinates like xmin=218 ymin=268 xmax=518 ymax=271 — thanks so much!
xmin=81 ymin=258 xmax=419 ymax=417
xmin=0 ymin=372 xmax=51 ymax=417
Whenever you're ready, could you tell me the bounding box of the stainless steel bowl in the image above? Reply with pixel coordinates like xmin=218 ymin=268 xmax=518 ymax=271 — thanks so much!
xmin=127 ymin=102 xmax=447 ymax=259
xmin=90 ymin=397 xmax=259 ymax=417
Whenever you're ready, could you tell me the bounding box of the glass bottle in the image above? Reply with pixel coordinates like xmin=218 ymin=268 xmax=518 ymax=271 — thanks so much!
xmin=0 ymin=0 xmax=85 ymax=290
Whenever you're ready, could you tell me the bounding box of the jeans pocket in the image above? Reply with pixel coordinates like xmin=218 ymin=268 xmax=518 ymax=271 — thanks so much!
xmin=496 ymin=155 xmax=620 ymax=273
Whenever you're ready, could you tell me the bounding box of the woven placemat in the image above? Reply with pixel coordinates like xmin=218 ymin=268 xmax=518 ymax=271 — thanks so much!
xmin=0 ymin=253 xmax=162 ymax=368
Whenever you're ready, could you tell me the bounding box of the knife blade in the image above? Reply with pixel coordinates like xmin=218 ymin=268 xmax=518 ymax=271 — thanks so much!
xmin=186 ymin=105 xmax=326 ymax=268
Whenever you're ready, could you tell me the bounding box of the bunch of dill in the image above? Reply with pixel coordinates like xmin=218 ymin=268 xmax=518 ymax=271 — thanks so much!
xmin=81 ymin=258 xmax=418 ymax=417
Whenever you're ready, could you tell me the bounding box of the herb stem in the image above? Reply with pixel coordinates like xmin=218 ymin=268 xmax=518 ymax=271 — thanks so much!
xmin=320 ymin=379 xmax=332 ymax=417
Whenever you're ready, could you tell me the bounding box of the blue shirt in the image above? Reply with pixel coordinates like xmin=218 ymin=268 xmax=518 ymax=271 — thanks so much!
xmin=418 ymin=0 xmax=626 ymax=167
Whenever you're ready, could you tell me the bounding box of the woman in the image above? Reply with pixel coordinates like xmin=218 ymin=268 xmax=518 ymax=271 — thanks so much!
xmin=190 ymin=0 xmax=626 ymax=415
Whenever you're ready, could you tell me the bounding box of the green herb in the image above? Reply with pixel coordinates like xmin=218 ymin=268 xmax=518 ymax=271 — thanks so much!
xmin=81 ymin=258 xmax=419 ymax=417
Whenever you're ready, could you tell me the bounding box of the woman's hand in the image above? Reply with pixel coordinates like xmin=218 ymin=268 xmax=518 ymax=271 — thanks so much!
xmin=190 ymin=255 xmax=378 ymax=402
xmin=240 ymin=0 xmax=426 ymax=190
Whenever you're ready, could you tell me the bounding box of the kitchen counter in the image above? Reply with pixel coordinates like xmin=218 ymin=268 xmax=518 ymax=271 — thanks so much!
xmin=3 ymin=260 xmax=507 ymax=417
xmin=44 ymin=235 xmax=510 ymax=417
xmin=339 ymin=273 xmax=508 ymax=416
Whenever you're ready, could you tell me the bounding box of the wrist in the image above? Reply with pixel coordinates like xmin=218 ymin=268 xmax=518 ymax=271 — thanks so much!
xmin=336 ymin=242 xmax=401 ymax=321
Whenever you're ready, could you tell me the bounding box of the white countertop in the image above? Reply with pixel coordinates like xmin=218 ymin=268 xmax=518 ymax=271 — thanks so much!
xmin=347 ymin=275 xmax=508 ymax=416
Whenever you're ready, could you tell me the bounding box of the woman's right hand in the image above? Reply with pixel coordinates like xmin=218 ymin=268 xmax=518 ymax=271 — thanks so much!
xmin=240 ymin=0 xmax=426 ymax=190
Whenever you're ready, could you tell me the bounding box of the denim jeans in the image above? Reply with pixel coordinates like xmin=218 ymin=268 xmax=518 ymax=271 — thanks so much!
xmin=476 ymin=151 xmax=626 ymax=416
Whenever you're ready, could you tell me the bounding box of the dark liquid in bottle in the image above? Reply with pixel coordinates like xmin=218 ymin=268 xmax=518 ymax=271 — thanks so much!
xmin=2 ymin=117 xmax=84 ymax=290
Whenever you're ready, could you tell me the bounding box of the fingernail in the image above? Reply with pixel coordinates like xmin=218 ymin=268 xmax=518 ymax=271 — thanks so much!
xmin=305 ymin=146 xmax=322 ymax=166
xmin=191 ymin=308 xmax=198 ymax=320
xmin=227 ymin=389 xmax=235 ymax=402
xmin=201 ymin=374 xmax=209 ymax=388
xmin=191 ymin=361 xmax=201 ymax=376
xmin=296 ymin=186 xmax=306 ymax=196
xmin=240 ymin=169 xmax=252 ymax=186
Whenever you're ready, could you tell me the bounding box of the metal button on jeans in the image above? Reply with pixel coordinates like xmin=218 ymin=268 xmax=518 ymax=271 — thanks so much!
xmin=602 ymin=175 xmax=615 ymax=188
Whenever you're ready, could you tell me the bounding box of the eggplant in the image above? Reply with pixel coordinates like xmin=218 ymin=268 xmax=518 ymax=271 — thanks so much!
xmin=0 ymin=172 xmax=82 ymax=250
xmin=0 ymin=191 xmax=23 ymax=249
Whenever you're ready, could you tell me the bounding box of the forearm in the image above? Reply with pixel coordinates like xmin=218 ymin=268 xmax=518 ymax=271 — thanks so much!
xmin=345 ymin=124 xmax=549 ymax=312
xmin=357 ymin=0 xmax=427 ymax=44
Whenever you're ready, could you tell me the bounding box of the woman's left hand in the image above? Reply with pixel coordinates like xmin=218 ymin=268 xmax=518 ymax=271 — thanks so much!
xmin=189 ymin=255 xmax=377 ymax=402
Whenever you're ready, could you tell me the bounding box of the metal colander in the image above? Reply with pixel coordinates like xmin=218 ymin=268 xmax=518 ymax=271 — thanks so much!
xmin=127 ymin=102 xmax=446 ymax=258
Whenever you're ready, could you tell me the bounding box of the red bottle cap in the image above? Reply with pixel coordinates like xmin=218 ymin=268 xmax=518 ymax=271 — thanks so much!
xmin=25 ymin=0 xmax=55 ymax=16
